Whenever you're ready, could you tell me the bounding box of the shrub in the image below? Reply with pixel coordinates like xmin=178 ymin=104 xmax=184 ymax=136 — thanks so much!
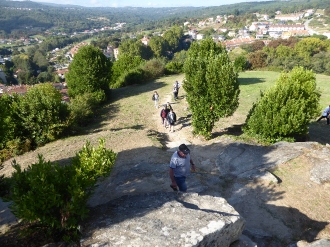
xmin=110 ymin=54 xmax=144 ymax=88
xmin=234 ymin=55 xmax=248 ymax=72
xmin=111 ymin=67 xmax=146 ymax=88
xmin=69 ymin=91 xmax=105 ymax=126
xmin=7 ymin=139 xmax=116 ymax=242
xmin=243 ymin=67 xmax=320 ymax=143
xmin=141 ymin=58 xmax=166 ymax=81
xmin=165 ymin=61 xmax=183 ymax=74
xmin=10 ymin=83 xmax=71 ymax=148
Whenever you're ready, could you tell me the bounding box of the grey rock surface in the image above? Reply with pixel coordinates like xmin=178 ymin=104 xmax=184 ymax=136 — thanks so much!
xmin=306 ymin=239 xmax=330 ymax=247
xmin=81 ymin=192 xmax=245 ymax=247
xmin=216 ymin=142 xmax=316 ymax=180
xmin=309 ymin=149 xmax=330 ymax=184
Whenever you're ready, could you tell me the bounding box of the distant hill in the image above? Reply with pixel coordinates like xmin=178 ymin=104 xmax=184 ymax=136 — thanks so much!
xmin=0 ymin=0 xmax=329 ymax=36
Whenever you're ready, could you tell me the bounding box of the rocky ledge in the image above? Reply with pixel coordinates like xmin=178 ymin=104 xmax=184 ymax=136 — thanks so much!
xmin=80 ymin=192 xmax=245 ymax=247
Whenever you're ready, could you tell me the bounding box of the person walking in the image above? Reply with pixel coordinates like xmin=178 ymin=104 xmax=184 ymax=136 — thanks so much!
xmin=173 ymin=81 xmax=180 ymax=100
xmin=316 ymin=104 xmax=330 ymax=125
xmin=165 ymin=102 xmax=173 ymax=112
xmin=169 ymin=144 xmax=196 ymax=192
xmin=160 ymin=105 xmax=167 ymax=127
xmin=152 ymin=91 xmax=159 ymax=108
xmin=166 ymin=108 xmax=176 ymax=132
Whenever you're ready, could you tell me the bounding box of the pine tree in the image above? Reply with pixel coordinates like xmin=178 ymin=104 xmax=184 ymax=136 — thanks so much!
xmin=183 ymin=39 xmax=240 ymax=139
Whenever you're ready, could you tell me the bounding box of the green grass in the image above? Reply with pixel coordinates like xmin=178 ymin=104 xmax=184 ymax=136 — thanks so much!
xmin=237 ymin=71 xmax=280 ymax=115
xmin=212 ymin=70 xmax=330 ymax=144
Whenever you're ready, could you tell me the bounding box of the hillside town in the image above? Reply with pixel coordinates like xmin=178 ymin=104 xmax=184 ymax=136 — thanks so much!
xmin=0 ymin=8 xmax=329 ymax=99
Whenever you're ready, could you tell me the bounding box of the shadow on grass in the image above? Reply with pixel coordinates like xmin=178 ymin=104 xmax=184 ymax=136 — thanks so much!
xmin=238 ymin=77 xmax=266 ymax=85
xmin=308 ymin=121 xmax=330 ymax=145
xmin=110 ymin=81 xmax=167 ymax=102
xmin=80 ymin=81 xmax=168 ymax=133
xmin=212 ymin=124 xmax=244 ymax=138
xmin=109 ymin=124 xmax=144 ymax=132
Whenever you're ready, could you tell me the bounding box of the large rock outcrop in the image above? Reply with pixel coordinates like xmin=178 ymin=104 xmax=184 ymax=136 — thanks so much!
xmin=81 ymin=192 xmax=245 ymax=247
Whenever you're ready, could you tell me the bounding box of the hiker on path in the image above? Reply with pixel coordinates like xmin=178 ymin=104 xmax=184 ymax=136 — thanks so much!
xmin=152 ymin=91 xmax=159 ymax=108
xmin=163 ymin=102 xmax=173 ymax=128
xmin=165 ymin=102 xmax=173 ymax=112
xmin=166 ymin=108 xmax=176 ymax=132
xmin=316 ymin=104 xmax=330 ymax=125
xmin=169 ymin=144 xmax=196 ymax=192
xmin=173 ymin=81 xmax=180 ymax=100
xmin=160 ymin=105 xmax=168 ymax=128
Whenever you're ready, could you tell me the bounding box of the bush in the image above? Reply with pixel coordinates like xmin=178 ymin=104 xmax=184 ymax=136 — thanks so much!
xmin=69 ymin=91 xmax=104 ymax=126
xmin=111 ymin=67 xmax=146 ymax=88
xmin=141 ymin=58 xmax=166 ymax=81
xmin=243 ymin=67 xmax=320 ymax=143
xmin=165 ymin=61 xmax=183 ymax=74
xmin=7 ymin=139 xmax=116 ymax=242
xmin=10 ymin=83 xmax=71 ymax=149
xmin=234 ymin=55 xmax=248 ymax=72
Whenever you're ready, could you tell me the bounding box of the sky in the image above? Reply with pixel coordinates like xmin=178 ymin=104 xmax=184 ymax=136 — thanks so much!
xmin=31 ymin=0 xmax=270 ymax=8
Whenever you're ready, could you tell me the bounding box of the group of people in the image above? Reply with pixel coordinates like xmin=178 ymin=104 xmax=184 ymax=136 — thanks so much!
xmin=160 ymin=102 xmax=176 ymax=132
xmin=152 ymin=81 xmax=196 ymax=193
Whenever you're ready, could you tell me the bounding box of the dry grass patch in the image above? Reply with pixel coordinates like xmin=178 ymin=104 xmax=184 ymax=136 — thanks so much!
xmin=272 ymin=156 xmax=330 ymax=239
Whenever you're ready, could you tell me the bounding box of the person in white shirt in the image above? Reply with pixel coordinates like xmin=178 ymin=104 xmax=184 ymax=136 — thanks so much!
xmin=152 ymin=91 xmax=159 ymax=108
xmin=169 ymin=144 xmax=196 ymax=192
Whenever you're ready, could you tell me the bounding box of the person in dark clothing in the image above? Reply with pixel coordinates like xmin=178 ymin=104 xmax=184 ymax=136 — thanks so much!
xmin=166 ymin=108 xmax=177 ymax=132
xmin=160 ymin=105 xmax=168 ymax=127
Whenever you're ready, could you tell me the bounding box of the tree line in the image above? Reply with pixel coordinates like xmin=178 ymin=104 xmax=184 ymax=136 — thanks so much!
xmin=237 ymin=36 xmax=330 ymax=75
xmin=1 ymin=0 xmax=330 ymax=39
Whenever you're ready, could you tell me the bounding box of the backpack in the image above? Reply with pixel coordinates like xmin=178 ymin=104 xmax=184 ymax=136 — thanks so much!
xmin=152 ymin=94 xmax=155 ymax=100
xmin=161 ymin=109 xmax=167 ymax=118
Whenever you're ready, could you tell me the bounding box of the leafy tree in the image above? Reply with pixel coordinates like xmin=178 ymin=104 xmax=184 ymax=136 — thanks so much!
xmin=183 ymin=39 xmax=240 ymax=139
xmin=33 ymin=50 xmax=49 ymax=71
xmin=119 ymin=39 xmax=152 ymax=60
xmin=241 ymin=40 xmax=265 ymax=53
xmin=243 ymin=67 xmax=320 ymax=143
xmin=163 ymin=25 xmax=183 ymax=52
xmin=148 ymin=36 xmax=168 ymax=58
xmin=66 ymin=45 xmax=112 ymax=99
xmin=110 ymin=53 xmax=144 ymax=88
xmin=275 ymin=44 xmax=294 ymax=58
xmin=0 ymin=94 xmax=15 ymax=150
xmin=248 ymin=50 xmax=268 ymax=69
xmin=234 ymin=55 xmax=248 ymax=72
xmin=294 ymin=37 xmax=326 ymax=61
xmin=37 ymin=71 xmax=54 ymax=83
xmin=166 ymin=50 xmax=187 ymax=74
xmin=11 ymin=83 xmax=70 ymax=148
xmin=311 ymin=51 xmax=330 ymax=75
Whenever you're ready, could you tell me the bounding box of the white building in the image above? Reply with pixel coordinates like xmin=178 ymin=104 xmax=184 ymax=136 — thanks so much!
xmin=196 ymin=33 xmax=205 ymax=40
